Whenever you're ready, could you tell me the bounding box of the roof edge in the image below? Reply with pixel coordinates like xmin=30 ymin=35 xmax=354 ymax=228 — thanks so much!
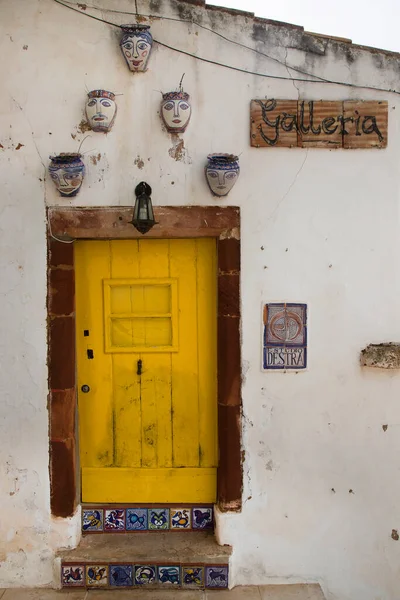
xmin=305 ymin=30 xmax=352 ymax=44
xmin=198 ymin=1 xmax=399 ymax=58
xmin=206 ymin=3 xmax=254 ymax=18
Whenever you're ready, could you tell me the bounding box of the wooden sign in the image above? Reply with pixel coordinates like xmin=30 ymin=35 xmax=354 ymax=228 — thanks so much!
xmin=251 ymin=99 xmax=388 ymax=149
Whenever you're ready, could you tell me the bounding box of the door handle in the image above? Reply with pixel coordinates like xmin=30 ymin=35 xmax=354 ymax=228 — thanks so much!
xmin=137 ymin=359 xmax=143 ymax=376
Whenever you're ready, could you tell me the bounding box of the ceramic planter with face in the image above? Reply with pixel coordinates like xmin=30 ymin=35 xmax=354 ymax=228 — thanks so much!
xmin=205 ymin=154 xmax=240 ymax=197
xmin=49 ymin=154 xmax=85 ymax=197
xmin=161 ymin=91 xmax=192 ymax=133
xmin=120 ymin=24 xmax=153 ymax=72
xmin=85 ymin=90 xmax=117 ymax=133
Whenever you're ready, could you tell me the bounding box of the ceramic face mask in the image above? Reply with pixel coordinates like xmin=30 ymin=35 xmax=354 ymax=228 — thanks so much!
xmin=49 ymin=154 xmax=85 ymax=197
xmin=161 ymin=91 xmax=192 ymax=133
xmin=205 ymin=154 xmax=240 ymax=197
xmin=120 ymin=24 xmax=153 ymax=72
xmin=85 ymin=90 xmax=117 ymax=133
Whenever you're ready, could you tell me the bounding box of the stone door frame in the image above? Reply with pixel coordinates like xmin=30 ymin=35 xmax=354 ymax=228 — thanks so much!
xmin=47 ymin=206 xmax=242 ymax=517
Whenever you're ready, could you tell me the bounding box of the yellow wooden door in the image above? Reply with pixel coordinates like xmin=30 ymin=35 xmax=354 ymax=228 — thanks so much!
xmin=75 ymin=239 xmax=217 ymax=503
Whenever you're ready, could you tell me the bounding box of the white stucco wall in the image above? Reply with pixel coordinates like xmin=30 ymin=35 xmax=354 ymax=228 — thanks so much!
xmin=1 ymin=0 xmax=400 ymax=597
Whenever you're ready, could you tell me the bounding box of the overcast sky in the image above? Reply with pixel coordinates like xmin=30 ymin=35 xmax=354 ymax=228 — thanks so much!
xmin=214 ymin=0 xmax=400 ymax=53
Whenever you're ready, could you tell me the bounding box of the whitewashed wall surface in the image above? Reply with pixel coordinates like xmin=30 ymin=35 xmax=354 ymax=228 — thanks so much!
xmin=1 ymin=1 xmax=400 ymax=598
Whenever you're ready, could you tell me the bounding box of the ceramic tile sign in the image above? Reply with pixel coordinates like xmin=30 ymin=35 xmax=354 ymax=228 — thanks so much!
xmin=263 ymin=303 xmax=307 ymax=370
xmin=251 ymin=100 xmax=388 ymax=149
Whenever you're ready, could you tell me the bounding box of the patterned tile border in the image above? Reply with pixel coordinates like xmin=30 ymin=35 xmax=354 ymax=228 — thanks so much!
xmin=110 ymin=564 xmax=134 ymax=587
xmin=86 ymin=565 xmax=108 ymax=587
xmin=82 ymin=505 xmax=214 ymax=533
xmin=61 ymin=562 xmax=228 ymax=590
xmin=182 ymin=564 xmax=205 ymax=588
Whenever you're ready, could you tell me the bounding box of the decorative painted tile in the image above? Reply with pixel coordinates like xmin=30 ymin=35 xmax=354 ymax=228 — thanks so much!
xmin=134 ymin=565 xmax=157 ymax=585
xmin=62 ymin=565 xmax=85 ymax=587
xmin=263 ymin=303 xmax=307 ymax=370
xmin=126 ymin=508 xmax=148 ymax=531
xmin=170 ymin=508 xmax=191 ymax=529
xmin=264 ymin=345 xmax=307 ymax=369
xmin=104 ymin=508 xmax=125 ymax=531
xmin=109 ymin=564 xmax=134 ymax=587
xmin=157 ymin=565 xmax=181 ymax=585
xmin=205 ymin=566 xmax=229 ymax=589
xmin=265 ymin=303 xmax=307 ymax=345
xmin=182 ymin=566 xmax=204 ymax=588
xmin=192 ymin=507 xmax=213 ymax=529
xmin=86 ymin=565 xmax=109 ymax=586
xmin=82 ymin=508 xmax=103 ymax=531
xmin=148 ymin=508 xmax=169 ymax=530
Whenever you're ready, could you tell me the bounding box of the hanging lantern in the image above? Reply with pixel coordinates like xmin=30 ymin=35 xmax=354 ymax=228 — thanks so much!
xmin=120 ymin=24 xmax=153 ymax=72
xmin=130 ymin=182 xmax=156 ymax=234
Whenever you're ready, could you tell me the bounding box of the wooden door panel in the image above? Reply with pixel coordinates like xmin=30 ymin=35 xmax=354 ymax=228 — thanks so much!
xmin=197 ymin=239 xmax=218 ymax=467
xmin=76 ymin=239 xmax=217 ymax=503
xmin=170 ymin=239 xmax=200 ymax=468
xmin=108 ymin=241 xmax=141 ymax=469
xmin=140 ymin=354 xmax=173 ymax=468
xmin=82 ymin=467 xmax=216 ymax=503
xmin=76 ymin=241 xmax=113 ymax=469
xmin=112 ymin=353 xmax=141 ymax=468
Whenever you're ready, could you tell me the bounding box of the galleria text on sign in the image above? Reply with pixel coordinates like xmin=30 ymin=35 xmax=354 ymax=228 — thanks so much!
xmin=251 ymin=99 xmax=388 ymax=149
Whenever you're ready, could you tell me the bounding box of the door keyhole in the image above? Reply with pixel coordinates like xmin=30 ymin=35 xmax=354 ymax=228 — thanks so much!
xmin=137 ymin=359 xmax=143 ymax=376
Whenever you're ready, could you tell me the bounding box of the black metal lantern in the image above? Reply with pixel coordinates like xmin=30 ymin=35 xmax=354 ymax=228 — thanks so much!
xmin=130 ymin=182 xmax=156 ymax=234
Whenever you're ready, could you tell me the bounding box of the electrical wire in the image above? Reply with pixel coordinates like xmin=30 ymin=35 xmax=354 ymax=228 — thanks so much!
xmin=54 ymin=0 xmax=117 ymax=26
xmin=59 ymin=0 xmax=329 ymax=82
xmin=53 ymin=0 xmax=400 ymax=95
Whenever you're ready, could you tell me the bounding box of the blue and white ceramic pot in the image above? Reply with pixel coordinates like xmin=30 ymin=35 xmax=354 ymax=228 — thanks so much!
xmin=49 ymin=154 xmax=85 ymax=197
xmin=205 ymin=154 xmax=240 ymax=197
xmin=120 ymin=24 xmax=153 ymax=72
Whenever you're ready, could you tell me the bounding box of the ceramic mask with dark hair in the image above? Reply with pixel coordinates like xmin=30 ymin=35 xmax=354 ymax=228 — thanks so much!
xmin=205 ymin=154 xmax=240 ymax=197
xmin=85 ymin=90 xmax=117 ymax=133
xmin=120 ymin=24 xmax=153 ymax=72
xmin=161 ymin=91 xmax=192 ymax=133
xmin=49 ymin=154 xmax=85 ymax=197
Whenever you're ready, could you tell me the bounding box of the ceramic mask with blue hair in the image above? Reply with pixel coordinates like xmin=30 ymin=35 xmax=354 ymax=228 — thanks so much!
xmin=49 ymin=154 xmax=85 ymax=197
xmin=205 ymin=154 xmax=240 ymax=197
xmin=120 ymin=24 xmax=153 ymax=72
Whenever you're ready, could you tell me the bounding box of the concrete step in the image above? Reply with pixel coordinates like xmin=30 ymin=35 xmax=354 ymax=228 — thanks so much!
xmin=258 ymin=585 xmax=326 ymax=599
xmin=59 ymin=531 xmax=231 ymax=591
xmin=0 ymin=584 xmax=327 ymax=598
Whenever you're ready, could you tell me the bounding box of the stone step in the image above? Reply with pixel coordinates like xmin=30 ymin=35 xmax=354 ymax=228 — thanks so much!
xmin=258 ymin=585 xmax=326 ymax=599
xmin=59 ymin=531 xmax=231 ymax=591
xmin=0 ymin=584 xmax=327 ymax=598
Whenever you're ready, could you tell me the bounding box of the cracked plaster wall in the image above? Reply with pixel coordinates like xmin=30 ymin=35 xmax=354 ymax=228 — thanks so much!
xmin=1 ymin=0 xmax=400 ymax=597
